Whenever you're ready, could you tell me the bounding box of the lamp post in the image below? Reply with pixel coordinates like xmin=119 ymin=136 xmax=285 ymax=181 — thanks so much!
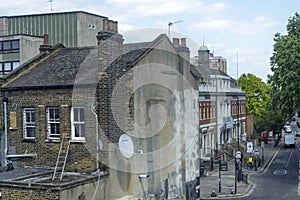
xmin=219 ymin=159 xmax=221 ymax=193
xmin=235 ymin=95 xmax=242 ymax=182
xmin=198 ymin=130 xmax=201 ymax=198
xmin=234 ymin=154 xmax=237 ymax=194
xmin=261 ymin=141 xmax=265 ymax=165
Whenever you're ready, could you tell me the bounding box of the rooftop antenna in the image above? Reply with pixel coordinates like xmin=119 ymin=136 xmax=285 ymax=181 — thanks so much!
xmin=168 ymin=20 xmax=182 ymax=38
xmin=47 ymin=0 xmax=53 ymax=12
xmin=236 ymin=50 xmax=239 ymax=85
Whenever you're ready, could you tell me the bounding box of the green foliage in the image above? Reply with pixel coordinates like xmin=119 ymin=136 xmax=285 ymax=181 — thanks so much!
xmin=238 ymin=73 xmax=272 ymax=133
xmin=239 ymin=73 xmax=271 ymax=117
xmin=269 ymin=13 xmax=300 ymax=122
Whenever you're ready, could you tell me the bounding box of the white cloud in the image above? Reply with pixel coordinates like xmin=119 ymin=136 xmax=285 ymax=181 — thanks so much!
xmin=189 ymin=15 xmax=279 ymax=37
xmin=191 ymin=19 xmax=232 ymax=31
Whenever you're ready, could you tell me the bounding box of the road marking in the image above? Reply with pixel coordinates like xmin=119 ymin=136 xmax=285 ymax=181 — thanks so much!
xmin=273 ymin=169 xmax=287 ymax=175
xmin=284 ymin=148 xmax=294 ymax=168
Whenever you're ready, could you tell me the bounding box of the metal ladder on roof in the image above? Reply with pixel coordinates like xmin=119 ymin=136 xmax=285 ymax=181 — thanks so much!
xmin=52 ymin=133 xmax=70 ymax=181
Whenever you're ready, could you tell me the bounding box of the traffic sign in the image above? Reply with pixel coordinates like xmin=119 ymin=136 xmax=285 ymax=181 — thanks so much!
xmin=236 ymin=151 xmax=242 ymax=159
xmin=247 ymin=142 xmax=253 ymax=153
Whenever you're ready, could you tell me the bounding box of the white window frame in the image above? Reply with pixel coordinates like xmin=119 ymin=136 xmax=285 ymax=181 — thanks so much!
xmin=23 ymin=108 xmax=35 ymax=139
xmin=71 ymin=107 xmax=85 ymax=141
xmin=47 ymin=107 xmax=60 ymax=139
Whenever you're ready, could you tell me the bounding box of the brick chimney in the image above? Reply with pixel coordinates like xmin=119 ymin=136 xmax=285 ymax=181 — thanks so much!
xmin=96 ymin=31 xmax=124 ymax=142
xmin=175 ymin=38 xmax=190 ymax=62
xmin=97 ymin=31 xmax=123 ymax=71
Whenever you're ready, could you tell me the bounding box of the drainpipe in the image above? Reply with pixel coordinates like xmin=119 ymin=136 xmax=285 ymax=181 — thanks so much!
xmin=2 ymin=97 xmax=8 ymax=167
xmin=90 ymin=103 xmax=99 ymax=170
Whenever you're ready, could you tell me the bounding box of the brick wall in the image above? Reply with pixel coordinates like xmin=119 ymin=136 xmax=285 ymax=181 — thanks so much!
xmin=6 ymin=87 xmax=102 ymax=173
xmin=1 ymin=187 xmax=60 ymax=200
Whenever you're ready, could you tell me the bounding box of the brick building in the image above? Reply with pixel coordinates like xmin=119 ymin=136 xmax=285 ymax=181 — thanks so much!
xmin=0 ymin=28 xmax=200 ymax=199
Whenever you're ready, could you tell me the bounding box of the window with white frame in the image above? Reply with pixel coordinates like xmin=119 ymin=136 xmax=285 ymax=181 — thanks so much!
xmin=71 ymin=107 xmax=85 ymax=140
xmin=47 ymin=107 xmax=60 ymax=139
xmin=23 ymin=108 xmax=35 ymax=139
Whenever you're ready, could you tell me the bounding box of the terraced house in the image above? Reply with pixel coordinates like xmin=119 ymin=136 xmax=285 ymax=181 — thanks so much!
xmin=0 ymin=23 xmax=202 ymax=199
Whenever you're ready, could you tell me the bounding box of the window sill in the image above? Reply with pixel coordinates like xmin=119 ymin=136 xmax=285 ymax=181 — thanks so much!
xmin=9 ymin=127 xmax=17 ymax=131
xmin=45 ymin=139 xmax=61 ymax=143
xmin=70 ymin=140 xmax=86 ymax=143
xmin=22 ymin=138 xmax=36 ymax=143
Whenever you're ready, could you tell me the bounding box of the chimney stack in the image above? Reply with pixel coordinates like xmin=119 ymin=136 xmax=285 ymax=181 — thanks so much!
xmin=43 ymin=34 xmax=49 ymax=44
xmin=173 ymin=38 xmax=179 ymax=46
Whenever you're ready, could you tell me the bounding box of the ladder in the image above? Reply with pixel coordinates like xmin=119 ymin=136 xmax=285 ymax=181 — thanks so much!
xmin=52 ymin=134 xmax=70 ymax=181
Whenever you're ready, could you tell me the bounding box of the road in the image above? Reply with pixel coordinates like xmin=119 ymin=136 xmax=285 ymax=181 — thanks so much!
xmin=238 ymin=122 xmax=300 ymax=200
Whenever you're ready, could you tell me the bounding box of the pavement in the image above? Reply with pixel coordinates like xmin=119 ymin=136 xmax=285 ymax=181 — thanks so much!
xmin=199 ymin=139 xmax=280 ymax=199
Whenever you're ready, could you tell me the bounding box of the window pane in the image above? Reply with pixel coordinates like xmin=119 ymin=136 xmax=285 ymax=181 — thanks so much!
xmin=4 ymin=62 xmax=11 ymax=71
xmin=75 ymin=124 xmax=80 ymax=137
xmin=54 ymin=108 xmax=59 ymax=120
xmin=74 ymin=124 xmax=85 ymax=138
xmin=12 ymin=40 xmax=19 ymax=49
xmin=12 ymin=61 xmax=20 ymax=70
xmin=26 ymin=127 xmax=35 ymax=137
xmin=31 ymin=111 xmax=35 ymax=122
xmin=80 ymin=124 xmax=85 ymax=137
xmin=49 ymin=108 xmax=54 ymax=119
xmin=74 ymin=108 xmax=79 ymax=122
xmin=3 ymin=41 xmax=10 ymax=50
xmin=26 ymin=111 xmax=31 ymax=122
xmin=79 ymin=108 xmax=84 ymax=121
xmin=50 ymin=124 xmax=60 ymax=137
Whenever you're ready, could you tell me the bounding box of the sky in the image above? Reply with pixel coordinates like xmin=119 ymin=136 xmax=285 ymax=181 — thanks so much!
xmin=1 ymin=0 xmax=299 ymax=82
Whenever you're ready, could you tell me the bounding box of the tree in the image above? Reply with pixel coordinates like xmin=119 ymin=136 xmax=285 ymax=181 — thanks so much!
xmin=238 ymin=73 xmax=271 ymax=132
xmin=268 ymin=13 xmax=300 ymax=122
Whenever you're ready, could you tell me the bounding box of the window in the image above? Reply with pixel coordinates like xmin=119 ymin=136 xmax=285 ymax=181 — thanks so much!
xmin=23 ymin=108 xmax=35 ymax=139
xmin=47 ymin=107 xmax=60 ymax=139
xmin=0 ymin=40 xmax=20 ymax=53
xmin=71 ymin=107 xmax=85 ymax=140
xmin=0 ymin=61 xmax=20 ymax=74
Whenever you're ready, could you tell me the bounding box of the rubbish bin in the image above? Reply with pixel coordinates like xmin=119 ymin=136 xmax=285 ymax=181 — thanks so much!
xmin=200 ymin=166 xmax=205 ymax=177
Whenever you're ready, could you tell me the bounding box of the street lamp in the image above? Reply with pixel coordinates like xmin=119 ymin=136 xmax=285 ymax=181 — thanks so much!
xmin=235 ymin=94 xmax=242 ymax=185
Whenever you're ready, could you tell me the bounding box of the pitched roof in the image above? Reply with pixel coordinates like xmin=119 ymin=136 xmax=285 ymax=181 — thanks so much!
xmin=3 ymin=47 xmax=98 ymax=90
xmin=194 ymin=64 xmax=232 ymax=79
xmin=2 ymin=33 xmax=187 ymax=90
xmin=122 ymin=34 xmax=168 ymax=65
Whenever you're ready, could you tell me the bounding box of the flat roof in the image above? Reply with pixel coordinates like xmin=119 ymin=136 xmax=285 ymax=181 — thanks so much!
xmin=0 ymin=167 xmax=108 ymax=189
xmin=0 ymin=11 xmax=109 ymax=20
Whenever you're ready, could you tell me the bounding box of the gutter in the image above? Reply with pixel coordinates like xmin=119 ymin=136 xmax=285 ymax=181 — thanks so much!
xmin=3 ymin=97 xmax=8 ymax=167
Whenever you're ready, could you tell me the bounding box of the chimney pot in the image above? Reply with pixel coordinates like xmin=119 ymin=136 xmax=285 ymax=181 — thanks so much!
xmin=173 ymin=38 xmax=179 ymax=46
xmin=181 ymin=38 xmax=186 ymax=47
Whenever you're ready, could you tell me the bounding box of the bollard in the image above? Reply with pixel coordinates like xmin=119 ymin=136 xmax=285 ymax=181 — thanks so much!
xmin=211 ymin=189 xmax=217 ymax=197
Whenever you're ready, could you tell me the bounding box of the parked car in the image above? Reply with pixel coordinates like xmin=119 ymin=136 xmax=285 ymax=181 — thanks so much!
xmin=295 ymin=130 xmax=300 ymax=137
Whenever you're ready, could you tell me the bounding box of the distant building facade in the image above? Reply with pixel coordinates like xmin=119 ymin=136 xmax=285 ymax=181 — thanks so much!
xmin=191 ymin=44 xmax=227 ymax=73
xmin=194 ymin=45 xmax=246 ymax=163
xmin=0 ymin=11 xmax=117 ymax=75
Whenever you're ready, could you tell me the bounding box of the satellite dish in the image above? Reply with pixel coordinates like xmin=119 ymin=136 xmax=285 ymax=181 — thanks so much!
xmin=119 ymin=134 xmax=134 ymax=158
